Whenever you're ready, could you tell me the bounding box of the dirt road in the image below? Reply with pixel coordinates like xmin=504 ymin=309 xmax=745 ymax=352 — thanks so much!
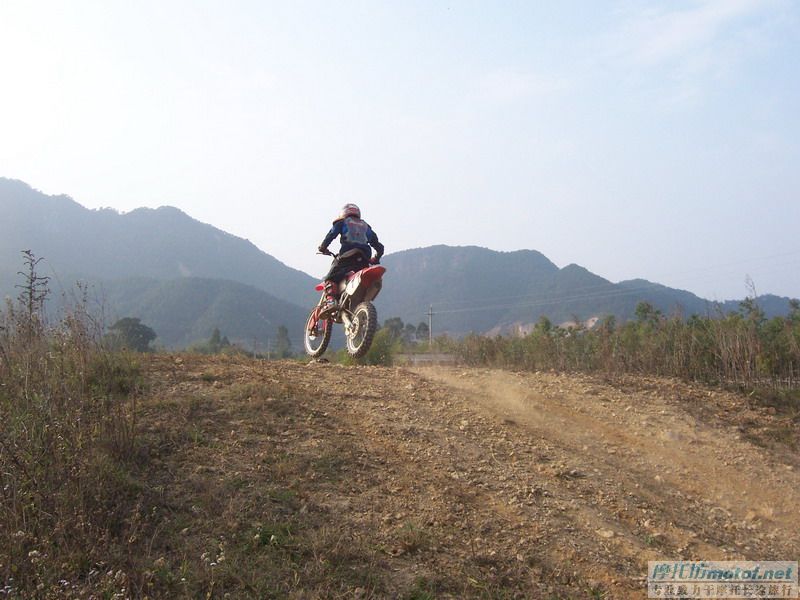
xmin=135 ymin=356 xmax=799 ymax=598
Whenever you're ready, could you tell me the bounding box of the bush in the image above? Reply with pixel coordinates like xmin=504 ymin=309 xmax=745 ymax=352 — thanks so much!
xmin=449 ymin=300 xmax=800 ymax=388
xmin=332 ymin=327 xmax=398 ymax=366
xmin=362 ymin=327 xmax=397 ymax=366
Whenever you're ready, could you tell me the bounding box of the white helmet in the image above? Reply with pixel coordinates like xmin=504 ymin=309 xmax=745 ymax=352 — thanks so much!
xmin=339 ymin=203 xmax=361 ymax=219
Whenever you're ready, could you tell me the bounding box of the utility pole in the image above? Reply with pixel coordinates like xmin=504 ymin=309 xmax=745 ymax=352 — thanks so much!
xmin=427 ymin=304 xmax=434 ymax=350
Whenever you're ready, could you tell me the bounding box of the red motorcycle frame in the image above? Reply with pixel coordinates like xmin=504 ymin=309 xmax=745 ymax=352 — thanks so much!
xmin=304 ymin=252 xmax=386 ymax=358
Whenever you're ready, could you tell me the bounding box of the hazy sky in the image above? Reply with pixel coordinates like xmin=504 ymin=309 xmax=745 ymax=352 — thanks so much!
xmin=2 ymin=0 xmax=799 ymax=300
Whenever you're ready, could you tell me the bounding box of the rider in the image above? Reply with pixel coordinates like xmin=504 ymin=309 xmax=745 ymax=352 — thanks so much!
xmin=317 ymin=203 xmax=384 ymax=317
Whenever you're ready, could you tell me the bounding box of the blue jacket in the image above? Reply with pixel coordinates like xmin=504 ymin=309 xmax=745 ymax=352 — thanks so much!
xmin=320 ymin=217 xmax=384 ymax=260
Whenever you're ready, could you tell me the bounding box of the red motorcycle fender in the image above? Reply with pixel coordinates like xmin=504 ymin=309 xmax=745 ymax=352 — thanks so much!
xmin=358 ymin=265 xmax=386 ymax=289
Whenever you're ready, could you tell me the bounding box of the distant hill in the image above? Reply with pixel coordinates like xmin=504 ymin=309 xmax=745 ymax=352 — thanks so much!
xmin=98 ymin=277 xmax=309 ymax=349
xmin=0 ymin=178 xmax=316 ymax=306
xmin=379 ymin=246 xmax=795 ymax=335
xmin=379 ymin=245 xmax=560 ymax=333
xmin=2 ymin=178 xmax=795 ymax=345
xmin=0 ymin=178 xmax=316 ymax=349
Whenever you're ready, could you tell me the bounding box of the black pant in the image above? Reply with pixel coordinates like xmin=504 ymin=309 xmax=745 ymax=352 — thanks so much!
xmin=325 ymin=252 xmax=367 ymax=284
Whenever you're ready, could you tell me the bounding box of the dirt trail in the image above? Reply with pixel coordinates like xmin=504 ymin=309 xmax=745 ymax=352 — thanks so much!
xmin=416 ymin=369 xmax=800 ymax=582
xmin=136 ymin=356 xmax=799 ymax=599
xmin=421 ymin=367 xmax=800 ymax=523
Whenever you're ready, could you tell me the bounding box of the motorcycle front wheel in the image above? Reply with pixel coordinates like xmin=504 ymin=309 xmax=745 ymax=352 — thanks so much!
xmin=304 ymin=310 xmax=332 ymax=357
xmin=345 ymin=301 xmax=377 ymax=358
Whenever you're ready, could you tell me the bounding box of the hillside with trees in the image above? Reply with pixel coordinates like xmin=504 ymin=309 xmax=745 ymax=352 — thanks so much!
xmin=99 ymin=277 xmax=308 ymax=349
xmin=0 ymin=178 xmax=316 ymax=306
xmin=1 ymin=178 xmax=795 ymax=347
xmin=380 ymin=246 xmax=795 ymax=336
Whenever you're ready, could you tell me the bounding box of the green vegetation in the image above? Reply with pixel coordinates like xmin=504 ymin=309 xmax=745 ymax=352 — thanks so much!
xmin=106 ymin=316 xmax=158 ymax=351
xmin=191 ymin=325 xmax=295 ymax=358
xmin=102 ymin=277 xmax=308 ymax=350
xmin=444 ymin=300 xmax=800 ymax=389
xmin=333 ymin=316 xmax=424 ymax=366
xmin=362 ymin=327 xmax=397 ymax=365
xmin=190 ymin=326 xmax=232 ymax=354
xmin=273 ymin=324 xmax=294 ymax=358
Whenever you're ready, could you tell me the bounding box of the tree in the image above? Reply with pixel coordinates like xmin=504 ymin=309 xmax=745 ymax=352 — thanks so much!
xmin=207 ymin=328 xmax=231 ymax=353
xmin=534 ymin=315 xmax=553 ymax=335
xmin=274 ymin=325 xmax=293 ymax=358
xmin=635 ymin=301 xmax=662 ymax=325
xmin=416 ymin=321 xmax=430 ymax=340
xmin=189 ymin=327 xmax=232 ymax=354
xmin=383 ymin=317 xmax=405 ymax=341
xmin=210 ymin=328 xmax=222 ymax=351
xmin=739 ymin=296 xmax=765 ymax=325
xmin=107 ymin=317 xmax=157 ymax=352
xmin=363 ymin=328 xmax=395 ymax=366
xmin=16 ymin=249 xmax=50 ymax=324
xmin=789 ymin=299 xmax=800 ymax=329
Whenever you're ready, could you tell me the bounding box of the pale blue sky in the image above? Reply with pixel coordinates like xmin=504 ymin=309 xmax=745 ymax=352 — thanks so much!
xmin=1 ymin=0 xmax=798 ymax=300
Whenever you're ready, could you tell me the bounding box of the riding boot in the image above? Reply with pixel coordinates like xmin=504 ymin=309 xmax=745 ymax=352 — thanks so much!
xmin=318 ymin=281 xmax=339 ymax=318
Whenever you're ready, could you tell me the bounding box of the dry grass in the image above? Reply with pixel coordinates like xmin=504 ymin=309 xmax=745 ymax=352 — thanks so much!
xmin=9 ymin=345 xmax=796 ymax=598
xmin=449 ymin=302 xmax=800 ymax=390
xmin=0 ymin=257 xmax=144 ymax=597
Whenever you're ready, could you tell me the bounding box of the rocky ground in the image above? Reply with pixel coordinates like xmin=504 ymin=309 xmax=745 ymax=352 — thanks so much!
xmin=113 ymin=355 xmax=799 ymax=599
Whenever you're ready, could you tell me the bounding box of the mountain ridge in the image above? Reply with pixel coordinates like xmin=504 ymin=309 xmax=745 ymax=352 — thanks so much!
xmin=98 ymin=276 xmax=308 ymax=349
xmin=1 ymin=177 xmax=795 ymax=345
xmin=0 ymin=178 xmax=317 ymax=307
xmin=379 ymin=246 xmax=795 ymax=335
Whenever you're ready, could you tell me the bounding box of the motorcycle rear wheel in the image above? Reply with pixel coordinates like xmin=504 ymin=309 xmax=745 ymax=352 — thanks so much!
xmin=345 ymin=301 xmax=377 ymax=358
xmin=304 ymin=310 xmax=332 ymax=357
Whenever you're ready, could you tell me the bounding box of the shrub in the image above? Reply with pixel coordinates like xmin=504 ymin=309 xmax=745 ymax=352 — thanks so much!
xmin=449 ymin=300 xmax=800 ymax=388
xmin=362 ymin=327 xmax=397 ymax=366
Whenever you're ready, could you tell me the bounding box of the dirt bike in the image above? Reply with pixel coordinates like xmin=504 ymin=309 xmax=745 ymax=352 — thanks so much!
xmin=304 ymin=250 xmax=386 ymax=359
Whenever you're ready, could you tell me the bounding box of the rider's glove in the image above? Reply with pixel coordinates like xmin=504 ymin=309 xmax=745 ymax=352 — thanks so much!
xmin=370 ymin=256 xmax=380 ymax=265
xmin=318 ymin=246 xmax=328 ymax=255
